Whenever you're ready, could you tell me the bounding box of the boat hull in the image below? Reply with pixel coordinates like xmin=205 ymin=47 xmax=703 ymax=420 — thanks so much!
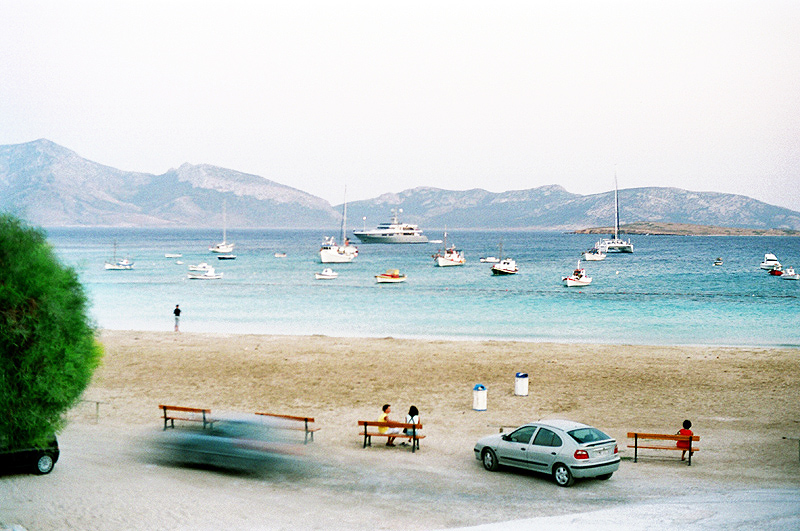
xmin=354 ymin=233 xmax=428 ymax=244
xmin=563 ymin=277 xmax=592 ymax=287
xmin=582 ymin=252 xmax=606 ymax=261
xmin=375 ymin=276 xmax=407 ymax=283
xmin=320 ymin=249 xmax=355 ymax=263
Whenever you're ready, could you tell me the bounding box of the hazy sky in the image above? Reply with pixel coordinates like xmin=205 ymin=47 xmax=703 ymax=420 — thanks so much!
xmin=2 ymin=1 xmax=799 ymax=210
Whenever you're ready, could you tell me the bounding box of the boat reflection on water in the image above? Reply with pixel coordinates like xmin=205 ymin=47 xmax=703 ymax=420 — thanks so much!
xmin=147 ymin=413 xmax=307 ymax=474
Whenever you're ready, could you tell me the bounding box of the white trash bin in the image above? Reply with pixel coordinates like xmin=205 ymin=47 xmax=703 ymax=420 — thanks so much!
xmin=473 ymin=384 xmax=487 ymax=411
xmin=514 ymin=372 xmax=529 ymax=396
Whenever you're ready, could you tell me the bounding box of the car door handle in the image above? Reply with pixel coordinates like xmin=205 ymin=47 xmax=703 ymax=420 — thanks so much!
xmin=550 ymin=452 xmax=557 ymax=455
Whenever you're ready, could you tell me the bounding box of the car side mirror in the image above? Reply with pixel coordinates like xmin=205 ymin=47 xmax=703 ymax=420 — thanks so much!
xmin=501 ymin=434 xmax=510 ymax=441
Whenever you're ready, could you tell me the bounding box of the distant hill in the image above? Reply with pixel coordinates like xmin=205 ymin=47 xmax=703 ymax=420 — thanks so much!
xmin=574 ymin=222 xmax=800 ymax=236
xmin=343 ymin=187 xmax=800 ymax=232
xmin=2 ymin=139 xmax=799 ymax=230
xmin=0 ymin=139 xmax=339 ymax=228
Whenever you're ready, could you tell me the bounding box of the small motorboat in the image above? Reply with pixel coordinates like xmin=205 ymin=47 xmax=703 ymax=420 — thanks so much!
xmin=188 ymin=262 xmax=213 ymax=271
xmin=315 ymin=268 xmax=338 ymax=280
xmin=491 ymin=258 xmax=518 ymax=275
xmin=432 ymin=231 xmax=466 ymax=267
xmin=187 ymin=267 xmax=223 ymax=280
xmin=769 ymin=266 xmax=784 ymax=276
xmin=582 ymin=247 xmax=606 ymax=261
xmin=375 ymin=269 xmax=407 ymax=283
xmin=217 ymin=254 xmax=237 ymax=260
xmin=760 ymin=253 xmax=781 ymax=270
xmin=563 ymin=262 xmax=592 ymax=287
xmin=480 ymin=256 xmax=500 ymax=263
xmin=781 ymin=266 xmax=799 ymax=280
xmin=713 ymin=257 xmax=723 ymax=266
xmin=274 ymin=252 xmax=287 ymax=258
xmin=165 ymin=253 xmax=182 ymax=258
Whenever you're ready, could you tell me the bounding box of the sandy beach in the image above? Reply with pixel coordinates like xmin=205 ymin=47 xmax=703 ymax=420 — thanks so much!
xmin=2 ymin=330 xmax=800 ymax=530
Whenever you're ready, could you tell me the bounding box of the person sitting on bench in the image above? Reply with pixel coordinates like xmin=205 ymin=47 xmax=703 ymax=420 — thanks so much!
xmin=379 ymin=404 xmax=403 ymax=447
xmin=677 ymin=419 xmax=694 ymax=461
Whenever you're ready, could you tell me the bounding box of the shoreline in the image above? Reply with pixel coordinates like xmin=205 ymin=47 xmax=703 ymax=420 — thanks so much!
xmin=93 ymin=327 xmax=800 ymax=350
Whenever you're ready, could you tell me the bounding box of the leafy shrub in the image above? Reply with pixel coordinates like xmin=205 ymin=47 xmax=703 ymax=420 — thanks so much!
xmin=0 ymin=214 xmax=102 ymax=447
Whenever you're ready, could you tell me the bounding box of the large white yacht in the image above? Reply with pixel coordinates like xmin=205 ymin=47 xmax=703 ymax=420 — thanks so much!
xmin=353 ymin=208 xmax=428 ymax=244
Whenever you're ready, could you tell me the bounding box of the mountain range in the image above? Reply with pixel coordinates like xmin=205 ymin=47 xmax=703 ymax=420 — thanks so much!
xmin=2 ymin=139 xmax=799 ymax=231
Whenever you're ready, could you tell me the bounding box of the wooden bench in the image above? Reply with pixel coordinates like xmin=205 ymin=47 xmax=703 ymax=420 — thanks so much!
xmin=159 ymin=405 xmax=215 ymax=430
xmin=255 ymin=412 xmax=320 ymax=444
xmin=627 ymin=432 xmax=700 ymax=466
xmin=358 ymin=420 xmax=425 ymax=453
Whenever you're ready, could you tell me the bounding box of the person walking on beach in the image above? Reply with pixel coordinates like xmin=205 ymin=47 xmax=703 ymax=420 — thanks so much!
xmin=173 ymin=304 xmax=181 ymax=332
xmin=378 ymin=404 xmax=403 ymax=447
xmin=677 ymin=419 xmax=694 ymax=460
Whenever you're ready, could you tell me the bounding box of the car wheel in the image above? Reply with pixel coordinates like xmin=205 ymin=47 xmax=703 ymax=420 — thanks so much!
xmin=552 ymin=463 xmax=574 ymax=487
xmin=481 ymin=448 xmax=499 ymax=471
xmin=35 ymin=453 xmax=54 ymax=475
xmin=597 ymin=473 xmax=613 ymax=480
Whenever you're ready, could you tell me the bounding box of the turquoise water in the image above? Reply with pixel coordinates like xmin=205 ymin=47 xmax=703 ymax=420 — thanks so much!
xmin=46 ymin=228 xmax=800 ymax=347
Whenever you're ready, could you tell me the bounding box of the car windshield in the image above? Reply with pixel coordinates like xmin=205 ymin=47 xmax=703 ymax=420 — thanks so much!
xmin=568 ymin=427 xmax=611 ymax=444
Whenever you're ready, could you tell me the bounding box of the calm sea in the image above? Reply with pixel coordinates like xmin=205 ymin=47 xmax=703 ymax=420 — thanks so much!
xmin=46 ymin=227 xmax=800 ymax=347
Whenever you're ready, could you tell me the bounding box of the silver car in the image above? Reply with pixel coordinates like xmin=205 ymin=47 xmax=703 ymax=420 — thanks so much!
xmin=473 ymin=419 xmax=619 ymax=487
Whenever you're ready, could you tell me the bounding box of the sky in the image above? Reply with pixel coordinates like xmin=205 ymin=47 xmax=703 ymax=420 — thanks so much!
xmin=2 ymin=1 xmax=799 ymax=210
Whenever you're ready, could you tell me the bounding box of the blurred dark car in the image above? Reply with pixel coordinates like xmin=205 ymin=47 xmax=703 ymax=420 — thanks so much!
xmin=0 ymin=435 xmax=60 ymax=475
xmin=153 ymin=415 xmax=302 ymax=473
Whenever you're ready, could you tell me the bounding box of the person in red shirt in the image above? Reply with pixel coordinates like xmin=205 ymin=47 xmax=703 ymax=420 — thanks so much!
xmin=677 ymin=419 xmax=694 ymax=460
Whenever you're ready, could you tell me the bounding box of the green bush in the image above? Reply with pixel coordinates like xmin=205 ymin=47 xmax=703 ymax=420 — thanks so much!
xmin=0 ymin=214 xmax=102 ymax=448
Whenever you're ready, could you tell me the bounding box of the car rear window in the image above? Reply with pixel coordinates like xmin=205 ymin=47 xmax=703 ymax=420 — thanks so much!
xmin=568 ymin=427 xmax=611 ymax=444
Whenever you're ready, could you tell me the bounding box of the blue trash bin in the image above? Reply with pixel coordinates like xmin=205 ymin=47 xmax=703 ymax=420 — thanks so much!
xmin=473 ymin=384 xmax=487 ymax=411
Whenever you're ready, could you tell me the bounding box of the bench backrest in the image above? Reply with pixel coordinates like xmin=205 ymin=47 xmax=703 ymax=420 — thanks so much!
xmin=358 ymin=420 xmax=423 ymax=430
xmin=627 ymin=432 xmax=700 ymax=441
xmin=256 ymin=412 xmax=314 ymax=423
xmin=159 ymin=405 xmax=210 ymax=414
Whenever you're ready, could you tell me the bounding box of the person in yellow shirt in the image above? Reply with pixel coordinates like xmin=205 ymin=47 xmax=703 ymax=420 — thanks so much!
xmin=378 ymin=404 xmax=403 ymax=446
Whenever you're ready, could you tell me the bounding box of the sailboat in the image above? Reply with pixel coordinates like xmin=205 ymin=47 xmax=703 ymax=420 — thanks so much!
xmin=104 ymin=241 xmax=134 ymax=270
xmin=319 ymin=187 xmax=358 ymax=263
xmin=209 ymin=201 xmax=234 ymax=253
xmin=597 ymin=171 xmax=633 ymax=253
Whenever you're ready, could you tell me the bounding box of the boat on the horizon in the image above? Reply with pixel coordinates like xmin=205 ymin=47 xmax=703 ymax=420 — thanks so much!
xmin=217 ymin=254 xmax=236 ymax=260
xmin=375 ymin=269 xmax=407 ymax=283
xmin=188 ymin=262 xmax=213 ymax=271
xmin=165 ymin=253 xmax=182 ymax=258
xmin=714 ymin=257 xmax=723 ymax=266
xmin=353 ymin=208 xmax=428 ymax=244
xmin=187 ymin=267 xmax=223 ymax=280
xmin=104 ymin=242 xmax=134 ymax=270
xmin=563 ymin=262 xmax=592 ymax=287
xmin=432 ymin=230 xmax=465 ymax=267
xmin=597 ymin=173 xmax=633 ymax=253
xmin=480 ymin=256 xmax=500 ymax=263
xmin=315 ymin=268 xmax=338 ymax=280
xmin=209 ymin=201 xmax=234 ymax=253
xmin=760 ymin=253 xmax=781 ymax=270
xmin=274 ymin=252 xmax=287 ymax=258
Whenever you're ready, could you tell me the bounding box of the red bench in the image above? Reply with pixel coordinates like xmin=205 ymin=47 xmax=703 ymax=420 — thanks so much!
xmin=358 ymin=420 xmax=425 ymax=453
xmin=159 ymin=405 xmax=215 ymax=430
xmin=627 ymin=431 xmax=700 ymax=466
xmin=255 ymin=412 xmax=319 ymax=444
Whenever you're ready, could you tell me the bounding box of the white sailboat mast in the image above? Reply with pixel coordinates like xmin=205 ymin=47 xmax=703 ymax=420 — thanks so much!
xmin=340 ymin=186 xmax=347 ymax=242
xmin=614 ymin=170 xmax=620 ymax=240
